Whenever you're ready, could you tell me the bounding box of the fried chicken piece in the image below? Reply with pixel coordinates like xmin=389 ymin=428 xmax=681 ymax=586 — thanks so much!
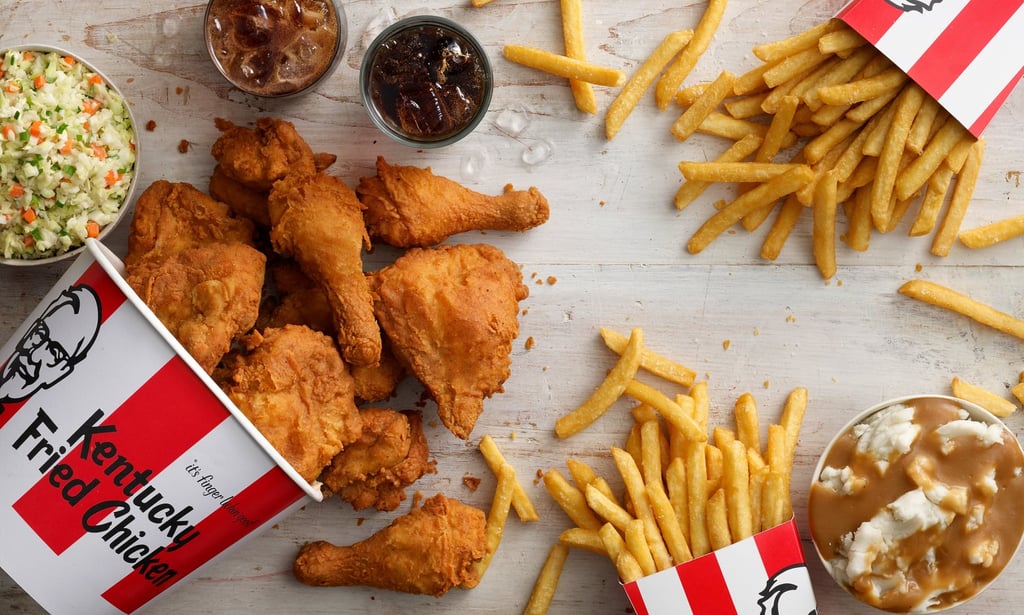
xmin=125 ymin=180 xmax=255 ymax=269
xmin=293 ymin=493 xmax=486 ymax=596
xmin=211 ymin=117 xmax=323 ymax=191
xmin=349 ymin=343 xmax=406 ymax=403
xmin=216 ymin=325 xmax=362 ymax=483
xmin=369 ymin=244 xmax=528 ymax=439
xmin=209 ymin=164 xmax=272 ymax=228
xmin=127 ymin=242 xmax=265 ymax=374
xmin=258 ymin=260 xmax=336 ymax=335
xmin=322 ymin=408 xmax=435 ymax=511
xmin=268 ymin=171 xmax=381 ymax=367
xmin=356 ymin=156 xmax=550 ymax=248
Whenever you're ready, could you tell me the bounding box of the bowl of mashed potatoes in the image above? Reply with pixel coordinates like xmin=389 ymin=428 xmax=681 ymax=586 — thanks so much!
xmin=808 ymin=395 xmax=1024 ymax=613
xmin=0 ymin=45 xmax=138 ymax=265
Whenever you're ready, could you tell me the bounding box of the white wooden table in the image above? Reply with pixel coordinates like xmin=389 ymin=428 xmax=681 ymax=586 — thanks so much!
xmin=3 ymin=1 xmax=1024 ymax=613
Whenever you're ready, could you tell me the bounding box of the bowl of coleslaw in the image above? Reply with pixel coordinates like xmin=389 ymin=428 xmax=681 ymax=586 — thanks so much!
xmin=0 ymin=45 xmax=138 ymax=266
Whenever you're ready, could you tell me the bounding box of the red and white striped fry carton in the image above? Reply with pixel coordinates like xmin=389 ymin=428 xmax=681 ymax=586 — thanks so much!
xmin=837 ymin=0 xmax=1024 ymax=136
xmin=622 ymin=518 xmax=816 ymax=615
xmin=0 ymin=240 xmax=321 ymax=614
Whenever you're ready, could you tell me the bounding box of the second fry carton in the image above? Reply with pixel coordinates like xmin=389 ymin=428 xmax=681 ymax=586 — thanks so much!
xmin=837 ymin=0 xmax=1024 ymax=136
xmin=0 ymin=240 xmax=319 ymax=614
xmin=623 ymin=518 xmax=815 ymax=615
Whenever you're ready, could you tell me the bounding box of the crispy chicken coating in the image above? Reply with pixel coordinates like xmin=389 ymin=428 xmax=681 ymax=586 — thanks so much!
xmin=293 ymin=493 xmax=487 ymax=596
xmin=216 ymin=325 xmax=362 ymax=483
xmin=356 ymin=156 xmax=550 ymax=247
xmin=322 ymin=408 xmax=435 ymax=511
xmin=369 ymin=243 xmax=528 ymax=439
xmin=268 ymin=171 xmax=381 ymax=367
xmin=210 ymin=117 xmax=318 ymax=191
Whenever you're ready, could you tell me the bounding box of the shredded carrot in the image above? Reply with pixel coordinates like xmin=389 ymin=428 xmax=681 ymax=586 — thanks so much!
xmin=63 ymin=56 xmax=76 ymax=66
xmin=2 ymin=125 xmax=16 ymax=140
xmin=21 ymin=208 xmax=36 ymax=223
xmin=23 ymin=235 xmax=35 ymax=247
xmin=104 ymin=169 xmax=122 ymax=186
xmin=33 ymin=74 xmax=45 ymax=89
xmin=88 ymin=74 xmax=103 ymax=87
xmin=82 ymin=99 xmax=100 ymax=115
xmin=60 ymin=139 xmax=72 ymax=154
xmin=9 ymin=183 xmax=25 ymax=198
xmin=82 ymin=120 xmax=90 ymax=131
xmin=86 ymin=221 xmax=100 ymax=238
xmin=29 ymin=120 xmax=43 ymax=139
xmin=91 ymin=143 xmax=107 ymax=160
xmin=5 ymin=81 xmax=20 ymax=94
xmin=22 ymin=51 xmax=34 ymax=62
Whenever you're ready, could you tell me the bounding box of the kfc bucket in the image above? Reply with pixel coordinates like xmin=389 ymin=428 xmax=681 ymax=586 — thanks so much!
xmin=0 ymin=239 xmax=320 ymax=614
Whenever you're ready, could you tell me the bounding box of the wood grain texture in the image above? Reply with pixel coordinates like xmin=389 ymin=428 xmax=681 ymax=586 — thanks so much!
xmin=2 ymin=1 xmax=1024 ymax=613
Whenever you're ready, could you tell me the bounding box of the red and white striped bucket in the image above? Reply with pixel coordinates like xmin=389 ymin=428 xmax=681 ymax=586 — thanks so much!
xmin=622 ymin=519 xmax=815 ymax=615
xmin=838 ymin=0 xmax=1024 ymax=136
xmin=0 ymin=239 xmax=319 ymax=614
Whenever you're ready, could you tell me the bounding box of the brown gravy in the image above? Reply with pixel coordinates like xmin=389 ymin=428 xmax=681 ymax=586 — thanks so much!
xmin=809 ymin=398 xmax=1024 ymax=611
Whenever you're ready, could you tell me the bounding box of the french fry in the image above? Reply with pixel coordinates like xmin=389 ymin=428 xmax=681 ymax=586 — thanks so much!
xmin=899 ymin=279 xmax=1024 ymax=342
xmin=585 ymin=484 xmax=634 ymax=532
xmin=523 ymin=543 xmax=570 ymax=615
xmin=818 ymin=27 xmax=868 ymax=55
xmin=598 ymin=522 xmax=626 ymax=563
xmin=470 ymin=0 xmax=495 ymax=6
xmin=908 ymin=164 xmax=954 ymax=237
xmin=960 ymin=214 xmax=1024 ymax=249
xmin=722 ymin=440 xmax=753 ymax=542
xmin=615 ymin=550 xmax=645 ymax=583
xmin=612 ymin=447 xmax=673 ymax=571
xmin=816 ymin=66 xmax=907 ymax=106
xmin=932 ymin=138 xmax=984 ymax=256
xmin=647 ymin=483 xmax=692 ymax=564
xmin=906 ymin=97 xmax=942 ymax=155
xmin=559 ymin=0 xmax=597 ymax=115
xmin=761 ymin=470 xmax=788 ymax=530
xmin=687 ymin=165 xmax=814 ymax=254
xmin=543 ymin=469 xmax=602 ymax=530
xmin=556 ymin=327 xmax=644 ymax=438
xmin=677 ymin=162 xmax=806 ymax=183
xmin=952 ymin=377 xmax=1017 ymax=418
xmin=625 ymin=518 xmax=657 ymax=577
xmin=479 ymin=435 xmax=540 ymax=522
xmin=705 ymin=444 xmax=724 ymax=494
xmin=671 ymin=70 xmax=737 ymax=143
xmin=765 ymin=423 xmax=792 ymax=517
xmin=781 ymin=387 xmax=808 ymax=456
xmin=468 ymin=463 xmax=517 ymax=584
xmin=1012 ymin=376 xmax=1024 ymax=407
xmin=757 ymin=95 xmax=800 ymax=163
xmin=762 ymin=47 xmax=831 ymax=90
xmin=655 ymin=0 xmax=727 ymax=109
xmin=606 ymin=30 xmax=694 ymax=140
xmin=675 ymin=134 xmax=763 ymax=211
xmin=760 ymin=194 xmax=804 ymax=260
xmin=665 ymin=457 xmax=690 ymax=541
xmin=752 ymin=19 xmax=844 ymax=62
xmin=503 ymin=45 xmax=626 ymax=87
xmin=558 ymin=527 xmax=607 ymax=555
xmin=894 ymin=116 xmax=970 ymax=201
xmin=625 ymin=379 xmax=706 ymax=442
xmin=706 ymin=488 xmax=732 ymax=551
xmin=871 ymin=85 xmax=924 ymax=231
xmin=599 ymin=327 xmax=697 ymax=386
xmin=733 ymin=393 xmax=761 ymax=455
xmin=748 ymin=453 xmax=768 ymax=534
xmin=685 ymin=441 xmax=711 ymax=557
xmin=813 ymin=169 xmax=839 ymax=279
xmin=691 ymin=381 xmax=710 ymax=434
xmin=640 ymin=419 xmax=665 ymax=489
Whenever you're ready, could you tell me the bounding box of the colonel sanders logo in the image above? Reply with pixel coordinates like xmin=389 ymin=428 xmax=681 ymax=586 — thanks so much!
xmin=885 ymin=0 xmax=943 ymax=11
xmin=757 ymin=564 xmax=817 ymax=615
xmin=0 ymin=285 xmax=101 ymax=406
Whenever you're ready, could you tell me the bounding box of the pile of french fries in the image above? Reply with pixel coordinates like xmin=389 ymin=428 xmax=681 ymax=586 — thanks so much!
xmin=668 ymin=20 xmax=985 ymax=277
xmin=523 ymin=327 xmax=807 ymax=614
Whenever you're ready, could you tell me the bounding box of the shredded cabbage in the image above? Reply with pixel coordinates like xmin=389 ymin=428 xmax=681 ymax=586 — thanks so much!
xmin=0 ymin=48 xmax=136 ymax=259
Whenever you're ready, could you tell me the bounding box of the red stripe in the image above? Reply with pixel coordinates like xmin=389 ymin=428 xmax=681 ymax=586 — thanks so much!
xmin=837 ymin=0 xmax=902 ymax=44
xmin=969 ymin=66 xmax=1024 ymax=137
xmin=678 ymin=552 xmax=737 ymax=615
xmin=754 ymin=518 xmax=804 ymax=576
xmin=0 ymin=396 xmax=28 ymax=430
xmin=622 ymin=580 xmax=650 ymax=615
xmin=77 ymin=261 xmax=127 ymax=324
xmin=907 ymin=0 xmax=1024 ymax=100
xmin=12 ymin=357 xmax=228 ymax=555
xmin=101 ymin=466 xmax=304 ymax=613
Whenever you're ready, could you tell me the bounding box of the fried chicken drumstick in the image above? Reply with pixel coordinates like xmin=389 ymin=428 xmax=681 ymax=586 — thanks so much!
xmin=369 ymin=243 xmax=528 ymax=439
xmin=293 ymin=493 xmax=487 ymax=596
xmin=268 ymin=171 xmax=382 ymax=367
xmin=356 ymin=156 xmax=550 ymax=247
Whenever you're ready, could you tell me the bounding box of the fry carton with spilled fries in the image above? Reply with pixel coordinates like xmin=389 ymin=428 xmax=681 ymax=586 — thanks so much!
xmin=530 ymin=328 xmax=816 ymax=615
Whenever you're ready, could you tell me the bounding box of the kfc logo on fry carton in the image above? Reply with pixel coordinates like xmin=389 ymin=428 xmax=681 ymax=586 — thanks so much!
xmin=622 ymin=519 xmax=816 ymax=615
xmin=0 ymin=240 xmax=319 ymax=615
xmin=837 ymin=0 xmax=1024 ymax=136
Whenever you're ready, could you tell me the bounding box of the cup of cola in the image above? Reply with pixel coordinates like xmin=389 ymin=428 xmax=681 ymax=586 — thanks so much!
xmin=204 ymin=0 xmax=347 ymax=98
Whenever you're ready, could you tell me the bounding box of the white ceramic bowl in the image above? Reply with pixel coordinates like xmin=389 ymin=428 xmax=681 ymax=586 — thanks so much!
xmin=0 ymin=44 xmax=139 ymax=266
xmin=808 ymin=394 xmax=1024 ymax=613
